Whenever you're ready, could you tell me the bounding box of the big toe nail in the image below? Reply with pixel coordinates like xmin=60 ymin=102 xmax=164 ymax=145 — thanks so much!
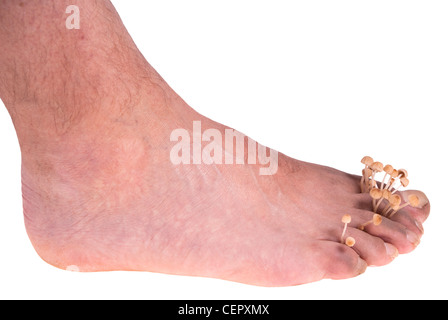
xmin=401 ymin=190 xmax=430 ymax=223
xmin=402 ymin=190 xmax=429 ymax=209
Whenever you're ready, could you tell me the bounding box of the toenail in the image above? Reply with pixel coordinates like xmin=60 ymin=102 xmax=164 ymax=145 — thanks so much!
xmin=356 ymin=257 xmax=368 ymax=275
xmin=385 ymin=243 xmax=399 ymax=259
xmin=402 ymin=190 xmax=429 ymax=209
xmin=414 ymin=219 xmax=424 ymax=233
xmin=406 ymin=229 xmax=420 ymax=247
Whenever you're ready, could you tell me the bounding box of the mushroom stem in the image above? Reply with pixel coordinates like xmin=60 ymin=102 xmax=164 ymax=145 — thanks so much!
xmin=369 ymin=162 xmax=384 ymax=192
xmin=360 ymin=169 xmax=367 ymax=193
xmin=381 ymin=194 xmax=402 ymax=216
xmin=382 ymin=205 xmax=394 ymax=217
xmin=359 ymin=214 xmax=382 ymax=231
xmin=370 ymin=173 xmax=378 ymax=190
xmin=370 ymin=188 xmax=382 ymax=212
xmin=384 ymin=169 xmax=399 ymax=191
xmin=373 ymin=199 xmax=382 ymax=213
xmin=391 ymin=177 xmax=410 ymax=195
xmin=341 ymin=214 xmax=352 ymax=244
xmin=360 ymin=157 xmax=374 ymax=193
xmin=380 ymin=165 xmax=394 ymax=190
xmin=386 ymin=178 xmax=397 ymax=192
xmin=380 ymin=174 xmax=387 ymax=190
xmin=385 ymin=205 xmax=400 ymax=218
xmin=389 ymin=195 xmax=420 ymax=218
xmin=373 ymin=190 xmax=391 ymax=213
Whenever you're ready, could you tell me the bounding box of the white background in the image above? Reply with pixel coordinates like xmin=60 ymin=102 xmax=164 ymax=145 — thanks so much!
xmin=1 ymin=0 xmax=447 ymax=300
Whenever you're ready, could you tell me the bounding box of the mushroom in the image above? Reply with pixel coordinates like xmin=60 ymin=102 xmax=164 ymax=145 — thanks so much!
xmin=380 ymin=165 xmax=394 ymax=190
xmin=391 ymin=177 xmax=410 ymax=194
xmin=389 ymin=195 xmax=420 ymax=218
xmin=373 ymin=189 xmax=391 ymax=213
xmin=386 ymin=178 xmax=397 ymax=191
xmin=382 ymin=194 xmax=402 ymax=216
xmin=369 ymin=162 xmax=384 ymax=190
xmin=370 ymin=188 xmax=383 ymax=212
xmin=359 ymin=214 xmax=383 ymax=231
xmin=385 ymin=169 xmax=399 ymax=191
xmin=397 ymin=169 xmax=408 ymax=179
xmin=360 ymin=156 xmax=374 ymax=192
xmin=345 ymin=237 xmax=356 ymax=247
xmin=340 ymin=214 xmax=352 ymax=244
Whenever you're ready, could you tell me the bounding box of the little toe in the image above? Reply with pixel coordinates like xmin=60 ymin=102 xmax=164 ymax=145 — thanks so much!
xmin=317 ymin=241 xmax=367 ymax=280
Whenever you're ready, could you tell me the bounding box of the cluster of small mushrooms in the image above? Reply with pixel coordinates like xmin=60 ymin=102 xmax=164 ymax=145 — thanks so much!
xmin=340 ymin=156 xmax=421 ymax=247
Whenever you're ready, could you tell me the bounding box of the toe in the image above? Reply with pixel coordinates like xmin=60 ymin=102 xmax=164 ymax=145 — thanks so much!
xmin=317 ymin=241 xmax=367 ymax=280
xmin=356 ymin=214 xmax=421 ymax=254
xmin=388 ymin=207 xmax=425 ymax=238
xmin=342 ymin=227 xmax=399 ymax=266
xmin=399 ymin=190 xmax=430 ymax=223
xmin=348 ymin=190 xmax=428 ymax=254
xmin=351 ymin=189 xmax=430 ymax=225
xmin=271 ymin=240 xmax=366 ymax=285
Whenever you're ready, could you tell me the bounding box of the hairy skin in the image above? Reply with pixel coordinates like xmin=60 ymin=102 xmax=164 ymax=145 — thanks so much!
xmin=0 ymin=1 xmax=430 ymax=286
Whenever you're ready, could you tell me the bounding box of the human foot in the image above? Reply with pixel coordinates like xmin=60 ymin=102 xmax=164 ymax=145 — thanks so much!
xmin=0 ymin=0 xmax=430 ymax=287
xmin=19 ymin=122 xmax=430 ymax=286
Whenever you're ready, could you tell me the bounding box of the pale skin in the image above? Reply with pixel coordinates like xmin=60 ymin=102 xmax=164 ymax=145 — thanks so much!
xmin=0 ymin=0 xmax=430 ymax=286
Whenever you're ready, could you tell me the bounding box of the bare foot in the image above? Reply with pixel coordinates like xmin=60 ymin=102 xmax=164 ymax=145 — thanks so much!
xmin=0 ymin=0 xmax=430 ymax=286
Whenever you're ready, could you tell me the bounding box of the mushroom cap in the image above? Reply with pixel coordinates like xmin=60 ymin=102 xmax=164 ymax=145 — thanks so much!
xmin=373 ymin=214 xmax=383 ymax=226
xmin=361 ymin=156 xmax=374 ymax=166
xmin=400 ymin=177 xmax=410 ymax=187
xmin=370 ymin=161 xmax=384 ymax=172
xmin=408 ymin=194 xmax=420 ymax=208
xmin=382 ymin=189 xmax=391 ymax=200
xmin=345 ymin=237 xmax=356 ymax=247
xmin=370 ymin=188 xmax=383 ymax=200
xmin=384 ymin=164 xmax=394 ymax=175
xmin=389 ymin=194 xmax=402 ymax=206
xmin=390 ymin=169 xmax=399 ymax=178
xmin=398 ymin=169 xmax=408 ymax=178
xmin=363 ymin=168 xmax=373 ymax=177
xmin=342 ymin=214 xmax=352 ymax=224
